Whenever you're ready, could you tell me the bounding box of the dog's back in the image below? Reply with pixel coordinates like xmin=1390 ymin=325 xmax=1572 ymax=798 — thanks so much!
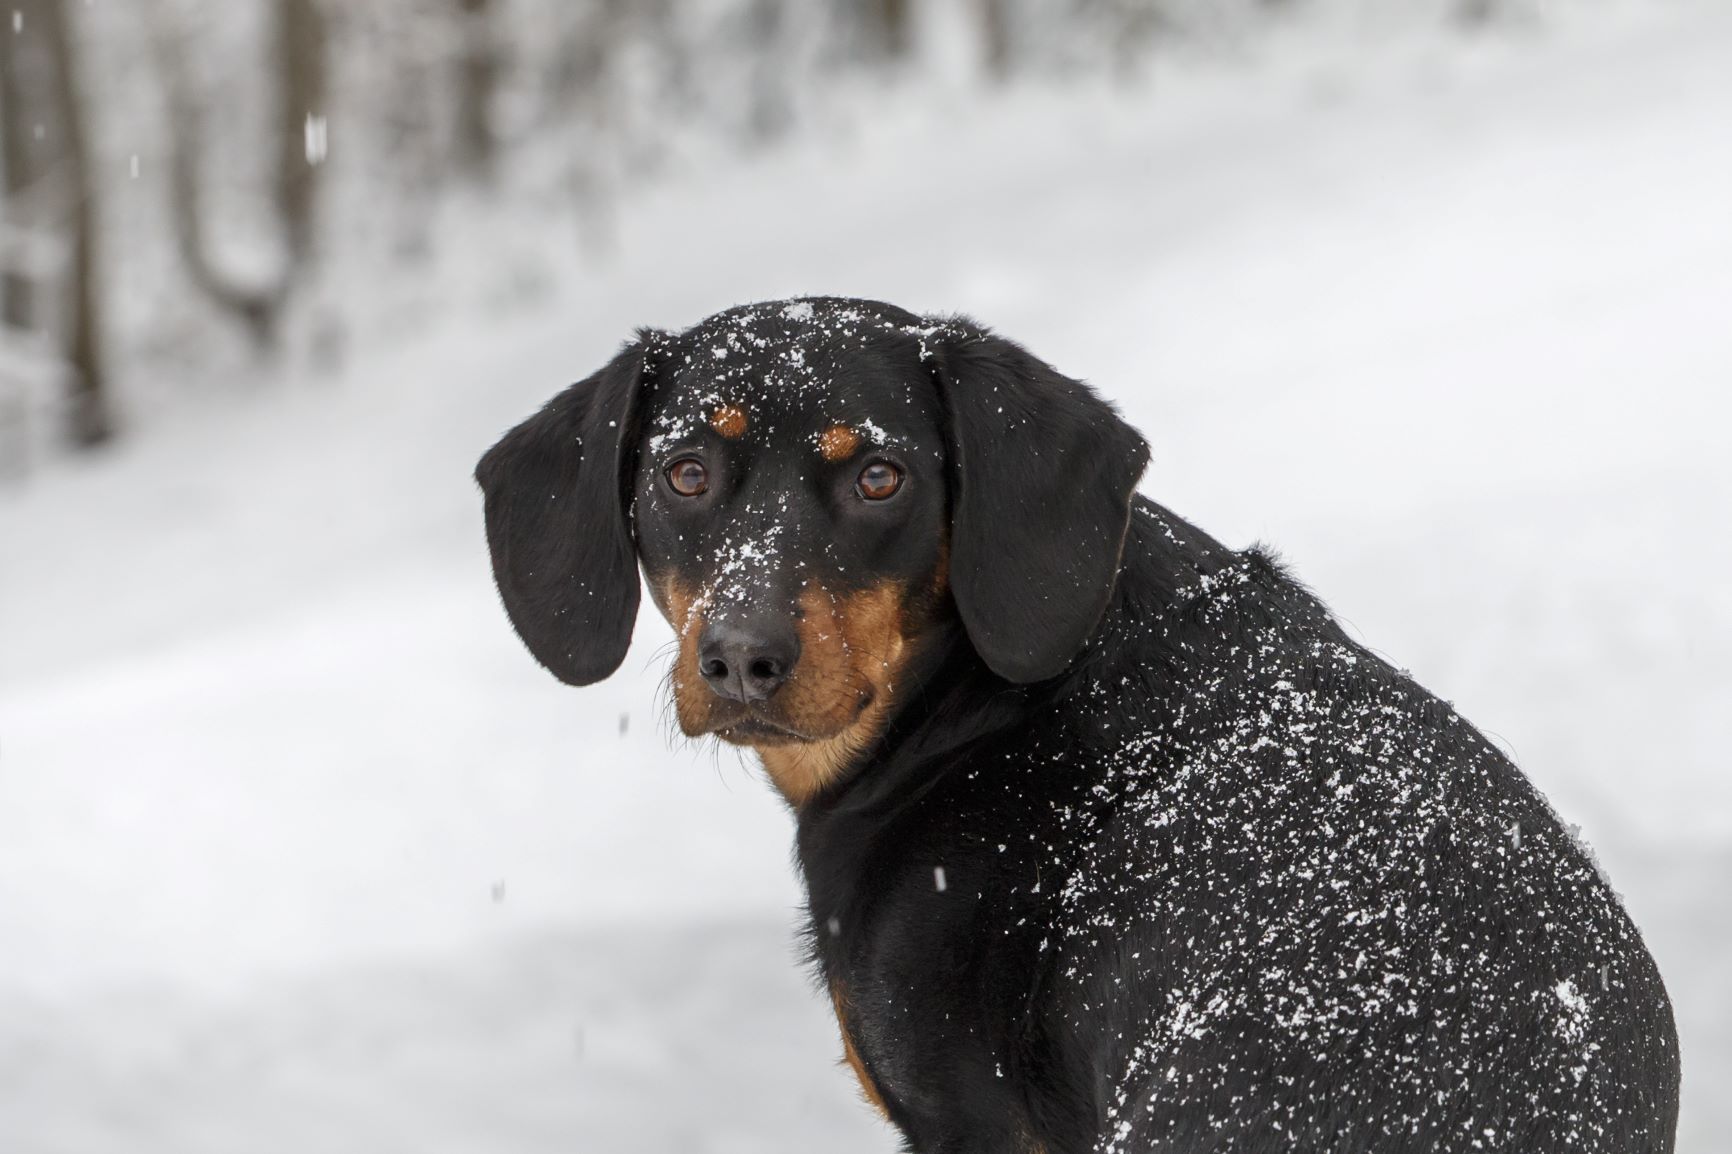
xmin=801 ymin=498 xmax=1679 ymax=1153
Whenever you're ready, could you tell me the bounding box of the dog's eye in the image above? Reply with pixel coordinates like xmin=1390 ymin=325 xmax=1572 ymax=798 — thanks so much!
xmin=855 ymin=461 xmax=903 ymax=501
xmin=666 ymin=458 xmax=709 ymax=497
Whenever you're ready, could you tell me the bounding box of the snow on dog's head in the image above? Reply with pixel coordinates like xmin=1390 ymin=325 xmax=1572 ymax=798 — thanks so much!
xmin=633 ymin=300 xmax=952 ymax=802
xmin=477 ymin=297 xmax=1149 ymax=803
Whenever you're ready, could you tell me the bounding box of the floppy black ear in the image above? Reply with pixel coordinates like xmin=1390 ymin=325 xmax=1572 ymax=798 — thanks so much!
xmin=475 ymin=338 xmax=652 ymax=686
xmin=929 ymin=321 xmax=1150 ymax=683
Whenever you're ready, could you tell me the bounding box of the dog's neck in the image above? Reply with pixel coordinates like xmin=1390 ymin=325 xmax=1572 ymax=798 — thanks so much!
xmin=778 ymin=497 xmax=1243 ymax=811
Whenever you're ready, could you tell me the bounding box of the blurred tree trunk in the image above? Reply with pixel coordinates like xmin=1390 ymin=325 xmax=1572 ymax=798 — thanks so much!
xmin=376 ymin=10 xmax=440 ymax=262
xmin=551 ymin=0 xmax=621 ymax=120
xmin=1102 ymin=0 xmax=1166 ymax=80
xmin=36 ymin=0 xmax=113 ymax=446
xmin=1 ymin=8 xmax=39 ymax=331
xmin=153 ymin=12 xmax=283 ymax=350
xmin=275 ymin=0 xmax=326 ymax=267
xmin=454 ymin=0 xmax=502 ymax=182
xmin=977 ymin=0 xmax=1011 ymax=81
xmin=744 ymin=0 xmax=789 ymax=140
xmin=553 ymin=0 xmax=626 ymax=250
xmin=863 ymin=0 xmax=910 ymax=60
xmin=152 ymin=0 xmax=328 ymax=352
xmin=1456 ymin=0 xmax=1500 ymax=26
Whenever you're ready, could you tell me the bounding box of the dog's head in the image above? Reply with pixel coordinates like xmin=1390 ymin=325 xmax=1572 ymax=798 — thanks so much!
xmin=477 ymin=298 xmax=1149 ymax=800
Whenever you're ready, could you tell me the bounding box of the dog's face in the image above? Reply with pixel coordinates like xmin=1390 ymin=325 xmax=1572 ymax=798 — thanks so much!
xmin=477 ymin=298 xmax=1150 ymax=803
xmin=630 ymin=303 xmax=952 ymax=780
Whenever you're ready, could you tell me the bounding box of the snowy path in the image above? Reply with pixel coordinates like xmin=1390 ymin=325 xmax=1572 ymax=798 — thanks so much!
xmin=3 ymin=3 xmax=1730 ymax=1150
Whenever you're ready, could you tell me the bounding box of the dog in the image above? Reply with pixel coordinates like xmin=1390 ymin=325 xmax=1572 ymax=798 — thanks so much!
xmin=477 ymin=298 xmax=1679 ymax=1152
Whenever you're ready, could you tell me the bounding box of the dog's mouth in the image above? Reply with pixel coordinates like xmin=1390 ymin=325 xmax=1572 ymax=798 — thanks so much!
xmin=700 ymin=691 xmax=875 ymax=748
xmin=714 ymin=717 xmax=809 ymax=746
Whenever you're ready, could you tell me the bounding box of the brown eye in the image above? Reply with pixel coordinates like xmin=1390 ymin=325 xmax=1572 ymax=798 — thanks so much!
xmin=666 ymin=458 xmax=709 ymax=496
xmin=855 ymin=461 xmax=903 ymax=501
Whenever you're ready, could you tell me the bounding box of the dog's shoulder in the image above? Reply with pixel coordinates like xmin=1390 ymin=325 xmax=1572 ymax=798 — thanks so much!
xmin=802 ymin=496 xmax=1677 ymax=1150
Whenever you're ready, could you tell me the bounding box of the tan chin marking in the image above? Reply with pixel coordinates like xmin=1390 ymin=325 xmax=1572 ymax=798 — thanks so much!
xmin=817 ymin=424 xmax=861 ymax=462
xmin=755 ymin=713 xmax=889 ymax=806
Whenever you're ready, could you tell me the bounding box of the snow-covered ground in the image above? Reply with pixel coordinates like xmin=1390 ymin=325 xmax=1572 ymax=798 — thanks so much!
xmin=3 ymin=3 xmax=1730 ymax=1150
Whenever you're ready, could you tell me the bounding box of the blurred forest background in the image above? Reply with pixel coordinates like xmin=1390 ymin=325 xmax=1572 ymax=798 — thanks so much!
xmin=3 ymin=0 xmax=1525 ymax=465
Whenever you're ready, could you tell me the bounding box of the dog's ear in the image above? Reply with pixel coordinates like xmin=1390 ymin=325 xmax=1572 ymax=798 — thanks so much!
xmin=475 ymin=337 xmax=655 ymax=686
xmin=928 ymin=321 xmax=1150 ymax=683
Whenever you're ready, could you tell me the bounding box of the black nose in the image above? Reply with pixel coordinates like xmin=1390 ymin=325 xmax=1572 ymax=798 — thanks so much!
xmin=698 ymin=619 xmax=800 ymax=703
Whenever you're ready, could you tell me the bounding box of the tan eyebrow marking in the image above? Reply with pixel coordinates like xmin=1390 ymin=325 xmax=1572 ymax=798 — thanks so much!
xmin=709 ymin=404 xmax=748 ymax=439
xmin=817 ymin=424 xmax=861 ymax=462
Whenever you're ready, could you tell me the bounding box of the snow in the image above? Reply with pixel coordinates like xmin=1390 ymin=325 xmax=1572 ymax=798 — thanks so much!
xmin=3 ymin=2 xmax=1731 ymax=1150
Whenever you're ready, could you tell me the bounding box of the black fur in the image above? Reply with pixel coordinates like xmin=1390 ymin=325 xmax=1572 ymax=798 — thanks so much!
xmin=478 ymin=298 xmax=1680 ymax=1152
xmin=930 ymin=324 xmax=1149 ymax=683
xmin=476 ymin=337 xmax=655 ymax=685
xmin=801 ymin=509 xmax=1679 ymax=1152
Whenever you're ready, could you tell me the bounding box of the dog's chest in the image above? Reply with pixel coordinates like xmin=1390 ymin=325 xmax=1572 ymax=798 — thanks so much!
xmin=825 ymin=920 xmax=1027 ymax=1139
xmin=806 ymin=814 xmax=1073 ymax=1144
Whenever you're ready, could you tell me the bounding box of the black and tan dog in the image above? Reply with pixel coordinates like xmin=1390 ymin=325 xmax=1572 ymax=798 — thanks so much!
xmin=477 ymin=298 xmax=1678 ymax=1153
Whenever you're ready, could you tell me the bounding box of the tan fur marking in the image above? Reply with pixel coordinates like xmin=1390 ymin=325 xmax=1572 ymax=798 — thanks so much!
xmin=830 ymin=984 xmax=891 ymax=1120
xmin=817 ymin=424 xmax=861 ymax=462
xmin=654 ymin=576 xmax=712 ymax=736
xmin=754 ymin=582 xmax=910 ymax=805
xmin=645 ymin=555 xmax=951 ymax=806
xmin=755 ymin=720 xmax=887 ymax=806
xmin=709 ymin=404 xmax=748 ymax=439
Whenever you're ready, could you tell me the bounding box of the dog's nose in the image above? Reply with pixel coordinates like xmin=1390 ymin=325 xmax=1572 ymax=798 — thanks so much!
xmin=698 ymin=619 xmax=800 ymax=703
